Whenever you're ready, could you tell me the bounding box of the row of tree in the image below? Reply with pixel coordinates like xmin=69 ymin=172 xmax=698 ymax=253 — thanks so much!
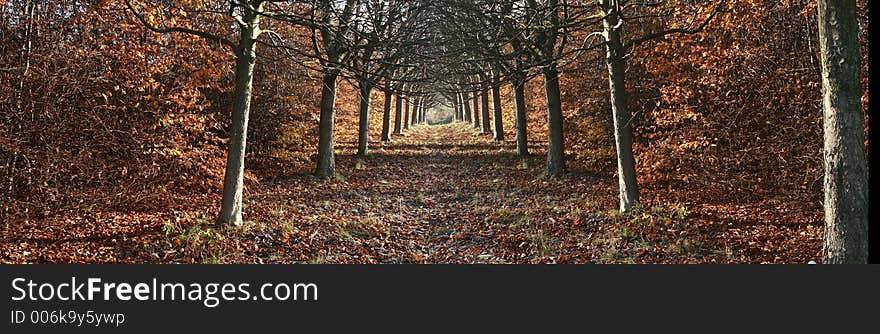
xmin=118 ymin=0 xmax=867 ymax=262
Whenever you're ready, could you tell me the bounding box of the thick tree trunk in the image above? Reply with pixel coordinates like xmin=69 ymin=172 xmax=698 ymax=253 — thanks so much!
xmin=513 ymin=77 xmax=528 ymax=155
xmin=817 ymin=0 xmax=868 ymax=264
xmin=315 ymin=68 xmax=340 ymax=179
xmin=356 ymin=81 xmax=373 ymax=156
xmin=394 ymin=94 xmax=403 ymax=134
xmin=463 ymin=91 xmax=472 ymax=123
xmin=604 ymin=7 xmax=640 ymax=212
xmin=492 ymin=81 xmax=504 ymax=141
xmin=218 ymin=14 xmax=260 ymax=226
xmin=543 ymin=62 xmax=565 ymax=176
xmin=472 ymin=90 xmax=481 ymax=129
xmin=481 ymin=86 xmax=491 ymax=134
xmin=381 ymin=87 xmax=392 ymax=141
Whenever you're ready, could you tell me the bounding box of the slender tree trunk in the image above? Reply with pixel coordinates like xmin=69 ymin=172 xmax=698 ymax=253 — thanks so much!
xmin=381 ymin=87 xmax=392 ymax=141
xmin=454 ymin=95 xmax=460 ymax=121
xmin=461 ymin=94 xmax=466 ymax=121
xmin=603 ymin=6 xmax=639 ymax=212
xmin=460 ymin=93 xmax=464 ymax=121
xmin=218 ymin=13 xmax=260 ymax=226
xmin=394 ymin=94 xmax=403 ymax=134
xmin=472 ymin=90 xmax=481 ymax=129
xmin=16 ymin=2 xmax=35 ymax=112
xmin=315 ymin=68 xmax=340 ymax=179
xmin=411 ymin=98 xmax=419 ymax=126
xmin=410 ymin=99 xmax=416 ymax=125
xmin=481 ymin=86 xmax=491 ymax=133
xmin=817 ymin=0 xmax=867 ymax=263
xmin=403 ymin=97 xmax=410 ymax=130
xmin=412 ymin=99 xmax=418 ymax=125
xmin=513 ymin=77 xmax=528 ymax=156
xmin=543 ymin=62 xmax=565 ymax=176
xmin=463 ymin=91 xmax=472 ymax=123
xmin=356 ymin=81 xmax=373 ymax=156
xmin=492 ymin=81 xmax=504 ymax=141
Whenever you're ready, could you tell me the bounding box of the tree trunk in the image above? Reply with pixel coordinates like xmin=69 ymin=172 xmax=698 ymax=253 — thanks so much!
xmin=412 ymin=99 xmax=418 ymax=125
xmin=410 ymin=99 xmax=417 ymax=125
xmin=463 ymin=91 xmax=472 ymax=123
xmin=817 ymin=0 xmax=868 ymax=263
xmin=604 ymin=6 xmax=640 ymax=212
xmin=394 ymin=94 xmax=403 ymax=134
xmin=381 ymin=87 xmax=392 ymax=141
xmin=492 ymin=81 xmax=504 ymax=141
xmin=472 ymin=90 xmax=481 ymax=129
xmin=481 ymin=86 xmax=491 ymax=134
xmin=403 ymin=97 xmax=410 ymax=130
xmin=454 ymin=95 xmax=460 ymax=121
xmin=419 ymin=100 xmax=425 ymax=124
xmin=218 ymin=13 xmax=260 ymax=226
xmin=417 ymin=101 xmax=422 ymax=124
xmin=513 ymin=77 xmax=528 ymax=155
xmin=315 ymin=68 xmax=339 ymax=179
xmin=16 ymin=2 xmax=35 ymax=112
xmin=543 ymin=62 xmax=565 ymax=176
xmin=356 ymin=81 xmax=373 ymax=156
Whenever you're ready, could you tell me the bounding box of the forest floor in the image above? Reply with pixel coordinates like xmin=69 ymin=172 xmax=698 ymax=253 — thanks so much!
xmin=1 ymin=123 xmax=821 ymax=263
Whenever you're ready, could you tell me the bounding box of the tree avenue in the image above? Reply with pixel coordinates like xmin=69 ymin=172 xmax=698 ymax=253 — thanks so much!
xmin=121 ymin=0 xmax=869 ymax=262
xmin=0 ymin=0 xmax=867 ymax=263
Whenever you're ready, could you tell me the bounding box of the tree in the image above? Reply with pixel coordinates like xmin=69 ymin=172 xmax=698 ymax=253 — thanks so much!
xmin=403 ymin=94 xmax=411 ymax=130
xmin=312 ymin=0 xmax=359 ymax=179
xmin=351 ymin=0 xmax=403 ymax=156
xmin=511 ymin=70 xmax=529 ymax=155
xmin=522 ymin=0 xmax=571 ymax=176
xmin=597 ymin=0 xmax=722 ymax=211
xmin=462 ymin=91 xmax=473 ymax=123
xmin=381 ymin=77 xmax=394 ymax=141
xmin=472 ymin=86 xmax=481 ymax=129
xmin=491 ymin=71 xmax=505 ymax=141
xmin=480 ymin=80 xmax=491 ymax=134
xmin=394 ymin=90 xmax=404 ymax=134
xmin=817 ymin=0 xmax=868 ymax=263
xmin=124 ymin=0 xmax=267 ymax=226
xmin=600 ymin=0 xmax=638 ymax=212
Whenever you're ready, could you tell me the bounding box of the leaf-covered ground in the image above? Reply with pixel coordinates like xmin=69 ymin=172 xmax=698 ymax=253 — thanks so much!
xmin=0 ymin=123 xmax=821 ymax=263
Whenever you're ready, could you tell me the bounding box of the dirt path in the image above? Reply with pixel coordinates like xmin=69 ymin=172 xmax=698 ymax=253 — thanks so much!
xmin=220 ymin=122 xmax=627 ymax=263
xmin=2 ymin=123 xmax=737 ymax=263
xmin=235 ymin=123 xmax=718 ymax=264
xmin=368 ymin=123 xmax=615 ymax=263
